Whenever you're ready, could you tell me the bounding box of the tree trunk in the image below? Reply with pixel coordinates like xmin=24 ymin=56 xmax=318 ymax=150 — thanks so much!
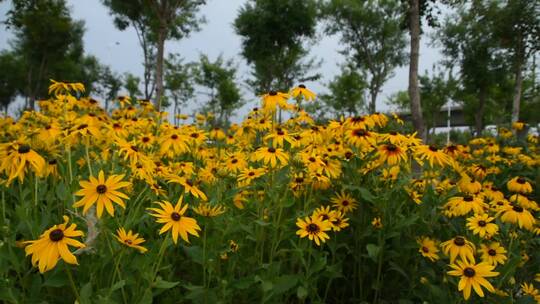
xmin=474 ymin=88 xmax=486 ymax=136
xmin=155 ymin=25 xmax=166 ymax=111
xmin=369 ymin=89 xmax=377 ymax=114
xmin=511 ymin=52 xmax=523 ymax=123
xmin=408 ymin=0 xmax=426 ymax=141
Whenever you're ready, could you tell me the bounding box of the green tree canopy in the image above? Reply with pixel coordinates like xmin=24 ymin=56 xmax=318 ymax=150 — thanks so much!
xmin=234 ymin=0 xmax=320 ymax=93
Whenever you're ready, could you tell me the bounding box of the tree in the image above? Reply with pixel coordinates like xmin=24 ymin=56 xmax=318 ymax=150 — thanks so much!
xmin=492 ymin=0 xmax=540 ymax=123
xmin=0 ymin=51 xmax=24 ymax=113
xmin=387 ymin=70 xmax=456 ymax=139
xmin=102 ymin=0 xmax=206 ymax=110
xmin=5 ymin=0 xmax=89 ymax=109
xmin=407 ymin=0 xmax=426 ymax=140
xmin=320 ymin=66 xmax=367 ymax=117
xmin=322 ymin=0 xmax=407 ymax=114
xmin=164 ymin=54 xmax=195 ymax=124
xmin=234 ymin=0 xmax=320 ymax=93
xmin=102 ymin=0 xmax=157 ymax=101
xmin=436 ymin=1 xmax=508 ymax=135
xmin=193 ymin=54 xmax=242 ymax=126
xmin=93 ymin=65 xmax=123 ymax=112
xmin=123 ymin=73 xmax=142 ymax=103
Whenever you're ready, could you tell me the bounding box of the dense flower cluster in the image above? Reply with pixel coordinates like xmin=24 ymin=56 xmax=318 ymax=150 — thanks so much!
xmin=1 ymin=80 xmax=539 ymax=302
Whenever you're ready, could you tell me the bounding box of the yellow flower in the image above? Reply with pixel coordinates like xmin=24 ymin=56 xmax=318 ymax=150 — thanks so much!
xmin=498 ymin=204 xmax=536 ymax=230
xmin=147 ymin=196 xmax=201 ymax=244
xmin=296 ymin=216 xmax=331 ymax=246
xmin=114 ymin=228 xmax=148 ymax=253
xmin=0 ymin=140 xmax=46 ymax=184
xmin=193 ymin=203 xmax=226 ymax=217
xmin=466 ymin=213 xmax=498 ymax=238
xmin=441 ymin=236 xmax=476 ymax=263
xmin=331 ymin=191 xmax=357 ymax=213
xmin=415 ymin=145 xmax=453 ymax=167
xmin=447 ymin=259 xmax=499 ymax=300
xmin=73 ymin=170 xmax=131 ymax=218
xmin=507 ymin=176 xmax=533 ymax=194
xmin=252 ymin=146 xmax=289 ymax=168
xmin=261 ymin=91 xmax=290 ymax=112
xmin=290 ymin=84 xmax=316 ymax=101
xmin=22 ymin=216 xmax=85 ymax=273
xmin=479 ymin=242 xmax=507 ymax=266
xmin=377 ymin=143 xmax=407 ymax=165
xmin=371 ymin=217 xmax=383 ymax=229
xmin=417 ymin=237 xmax=440 ymax=262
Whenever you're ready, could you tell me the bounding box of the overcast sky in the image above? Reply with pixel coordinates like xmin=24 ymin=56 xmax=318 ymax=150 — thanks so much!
xmin=0 ymin=0 xmax=444 ymax=116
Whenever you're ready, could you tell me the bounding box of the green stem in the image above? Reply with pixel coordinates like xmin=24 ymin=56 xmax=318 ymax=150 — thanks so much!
xmin=202 ymin=224 xmax=208 ymax=288
xmin=85 ymin=141 xmax=93 ymax=176
xmin=65 ymin=264 xmax=80 ymax=301
xmin=373 ymin=231 xmax=384 ymax=303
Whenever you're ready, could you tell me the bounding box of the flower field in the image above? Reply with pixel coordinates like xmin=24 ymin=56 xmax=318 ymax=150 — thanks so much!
xmin=0 ymin=81 xmax=539 ymax=303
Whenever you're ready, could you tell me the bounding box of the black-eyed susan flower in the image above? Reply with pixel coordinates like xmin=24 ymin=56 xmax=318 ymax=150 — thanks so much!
xmin=329 ymin=211 xmax=349 ymax=232
xmin=441 ymin=236 xmax=476 ymax=263
xmin=479 ymin=242 xmax=507 ymax=266
xmin=466 ymin=214 xmax=499 ymax=238
xmin=0 ymin=140 xmax=46 ymax=184
xmin=166 ymin=174 xmax=208 ymax=201
xmin=147 ymin=196 xmax=201 ymax=244
xmin=22 ymin=216 xmax=85 ymax=273
xmin=73 ymin=170 xmax=131 ymax=218
xmin=193 ymin=203 xmax=226 ymax=217
xmin=237 ymin=167 xmax=266 ymax=186
xmin=290 ymin=84 xmax=316 ymax=101
xmin=447 ymin=259 xmax=499 ymax=300
xmin=252 ymin=146 xmax=289 ymax=168
xmin=417 ymin=237 xmax=440 ymax=262
xmin=295 ymin=216 xmax=331 ymax=246
xmin=377 ymin=143 xmax=407 ymax=165
xmin=264 ymin=127 xmax=297 ymax=147
xmin=331 ymin=191 xmax=357 ymax=213
xmin=498 ymin=204 xmax=536 ymax=230
xmin=261 ymin=90 xmax=290 ymax=112
xmin=371 ymin=217 xmax=383 ymax=229
xmin=114 ymin=228 xmax=148 ymax=253
xmin=415 ymin=145 xmax=453 ymax=167
xmin=444 ymin=195 xmax=487 ymax=217
xmin=507 ymin=176 xmax=533 ymax=194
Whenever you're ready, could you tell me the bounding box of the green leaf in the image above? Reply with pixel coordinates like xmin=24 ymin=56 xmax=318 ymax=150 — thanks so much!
xmin=43 ymin=271 xmax=68 ymax=287
xmin=138 ymin=289 xmax=153 ymax=304
xmin=153 ymin=277 xmax=179 ymax=289
xmin=110 ymin=280 xmax=126 ymax=292
xmin=272 ymin=275 xmax=298 ymax=295
xmin=296 ymin=286 xmax=308 ymax=299
xmin=366 ymin=244 xmax=381 ymax=262
xmin=79 ymin=282 xmax=92 ymax=304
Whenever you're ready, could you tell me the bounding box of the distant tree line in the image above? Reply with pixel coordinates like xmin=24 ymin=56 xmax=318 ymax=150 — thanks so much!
xmin=0 ymin=0 xmax=538 ymax=135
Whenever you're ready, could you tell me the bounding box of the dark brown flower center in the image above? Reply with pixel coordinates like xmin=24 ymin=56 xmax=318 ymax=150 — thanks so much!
xmin=190 ymin=133 xmax=199 ymax=138
xmin=267 ymin=147 xmax=276 ymax=153
xmin=49 ymin=229 xmax=64 ymax=242
xmin=298 ymin=84 xmax=306 ymax=88
xmin=422 ymin=246 xmax=429 ymax=253
xmin=231 ymin=159 xmax=238 ymax=164
xmin=277 ymin=130 xmax=285 ymax=136
xmin=248 ymin=172 xmax=255 ymax=176
xmin=353 ymin=129 xmax=367 ymax=137
xmin=295 ymin=177 xmax=304 ymax=183
xmin=512 ymin=205 xmax=523 ymax=212
xmin=478 ymin=220 xmax=486 ymax=227
xmin=48 ymin=159 xmax=57 ymax=165
xmin=125 ymin=239 xmax=133 ymax=245
xmin=171 ymin=134 xmax=178 ymax=140
xmin=464 ymin=196 xmax=474 ymax=202
xmin=454 ymin=237 xmax=465 ymax=246
xmin=463 ymin=267 xmax=475 ymax=277
xmin=142 ymin=137 xmax=150 ymax=143
xmin=341 ymin=200 xmax=349 ymax=206
xmin=171 ymin=212 xmax=181 ymax=221
xmin=517 ymin=177 xmax=526 ymax=184
xmin=269 ymin=90 xmax=277 ymax=96
xmin=96 ymin=185 xmax=107 ymax=194
xmin=428 ymin=145 xmax=438 ymax=152
xmin=18 ymin=144 xmax=31 ymax=154
xmin=77 ymin=124 xmax=88 ymax=130
xmin=307 ymin=223 xmax=319 ymax=233
xmin=130 ymin=146 xmax=139 ymax=152
xmin=386 ymin=144 xmax=397 ymax=152
xmin=488 ymin=249 xmax=496 ymax=256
